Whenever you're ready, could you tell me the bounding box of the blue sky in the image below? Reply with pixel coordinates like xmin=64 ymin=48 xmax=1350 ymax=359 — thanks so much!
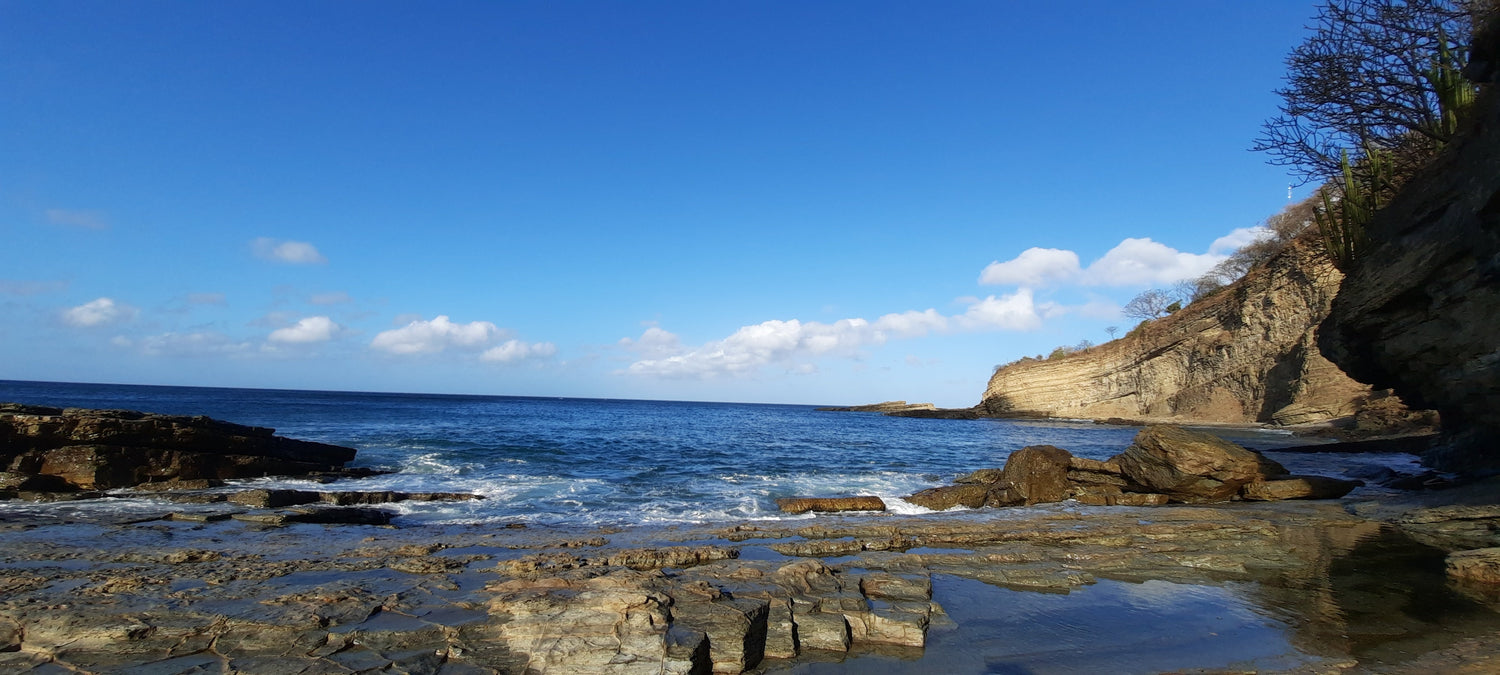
xmin=2 ymin=1 xmax=1323 ymax=407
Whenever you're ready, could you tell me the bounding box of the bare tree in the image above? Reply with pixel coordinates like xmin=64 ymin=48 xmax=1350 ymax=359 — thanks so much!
xmin=1105 ymin=326 xmax=1119 ymax=340
xmin=1123 ymin=289 xmax=1174 ymax=321
xmin=1253 ymin=0 xmax=1477 ymax=186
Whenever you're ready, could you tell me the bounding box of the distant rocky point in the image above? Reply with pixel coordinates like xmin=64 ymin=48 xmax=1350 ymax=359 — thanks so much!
xmin=814 ymin=400 xmax=937 ymax=413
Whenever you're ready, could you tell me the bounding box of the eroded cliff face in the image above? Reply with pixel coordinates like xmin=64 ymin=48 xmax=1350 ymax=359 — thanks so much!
xmin=981 ymin=236 xmax=1377 ymax=426
xmin=1320 ymin=46 xmax=1500 ymax=472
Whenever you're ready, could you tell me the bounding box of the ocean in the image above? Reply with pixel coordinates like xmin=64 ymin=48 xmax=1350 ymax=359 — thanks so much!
xmin=0 ymin=379 xmax=1400 ymax=527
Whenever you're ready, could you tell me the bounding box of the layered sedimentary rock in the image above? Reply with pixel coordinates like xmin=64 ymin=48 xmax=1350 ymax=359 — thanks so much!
xmin=1319 ymin=33 xmax=1500 ymax=473
xmin=1 ymin=404 xmax=358 ymax=491
xmin=980 ymin=236 xmax=1377 ymax=426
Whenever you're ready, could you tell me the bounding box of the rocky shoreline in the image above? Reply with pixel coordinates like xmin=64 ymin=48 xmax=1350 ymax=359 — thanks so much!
xmin=2 ymin=405 xmax=1499 ymax=673
xmin=4 ymin=476 xmax=1500 ymax=673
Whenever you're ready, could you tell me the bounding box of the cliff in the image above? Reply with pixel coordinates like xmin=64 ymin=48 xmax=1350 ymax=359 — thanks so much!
xmin=1320 ymin=27 xmax=1500 ymax=473
xmin=980 ymin=235 xmax=1383 ymax=426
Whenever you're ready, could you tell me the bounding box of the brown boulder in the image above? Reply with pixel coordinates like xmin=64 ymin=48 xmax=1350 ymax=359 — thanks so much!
xmin=999 ymin=445 xmax=1074 ymax=505
xmin=1240 ymin=475 xmax=1362 ymax=501
xmin=903 ymin=484 xmax=988 ymax=511
xmin=775 ymin=496 xmax=885 ymax=514
xmin=1112 ymin=425 xmax=1286 ymax=503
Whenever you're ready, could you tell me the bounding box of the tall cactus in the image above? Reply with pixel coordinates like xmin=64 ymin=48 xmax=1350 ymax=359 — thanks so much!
xmin=1424 ymin=26 xmax=1476 ymax=141
xmin=1315 ymin=147 xmax=1388 ymax=270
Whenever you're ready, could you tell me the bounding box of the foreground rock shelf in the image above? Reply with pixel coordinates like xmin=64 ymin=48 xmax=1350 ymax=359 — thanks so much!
xmin=5 ymin=479 xmax=1500 ymax=673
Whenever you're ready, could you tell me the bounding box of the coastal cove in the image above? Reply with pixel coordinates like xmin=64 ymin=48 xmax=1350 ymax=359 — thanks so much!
xmin=0 ymin=380 xmax=1376 ymax=527
xmin=6 ymin=380 xmax=1497 ymax=674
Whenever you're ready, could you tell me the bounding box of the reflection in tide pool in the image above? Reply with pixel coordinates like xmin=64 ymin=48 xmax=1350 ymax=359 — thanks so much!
xmin=783 ymin=576 xmax=1321 ymax=675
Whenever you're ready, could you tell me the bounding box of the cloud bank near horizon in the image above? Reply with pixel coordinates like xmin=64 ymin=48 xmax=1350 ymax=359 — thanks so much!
xmin=621 ymin=228 xmax=1269 ymax=379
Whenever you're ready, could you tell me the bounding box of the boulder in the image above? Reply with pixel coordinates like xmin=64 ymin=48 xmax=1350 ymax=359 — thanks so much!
xmin=1240 ymin=475 xmax=1363 ymax=501
xmin=999 ymin=445 xmax=1074 ymax=505
xmin=774 ymin=496 xmax=885 ymax=514
xmin=903 ymin=484 xmax=988 ymax=511
xmin=1111 ymin=425 xmax=1287 ymax=503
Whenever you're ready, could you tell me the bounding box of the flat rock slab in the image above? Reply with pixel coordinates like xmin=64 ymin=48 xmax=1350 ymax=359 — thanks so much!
xmin=776 ymin=496 xmax=886 ymax=514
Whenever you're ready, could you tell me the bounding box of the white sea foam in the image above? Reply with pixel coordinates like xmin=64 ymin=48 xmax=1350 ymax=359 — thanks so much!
xmin=883 ymin=497 xmax=941 ymax=515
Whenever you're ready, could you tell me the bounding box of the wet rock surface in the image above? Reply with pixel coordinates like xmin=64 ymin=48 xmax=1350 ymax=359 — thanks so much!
xmin=775 ymin=496 xmax=886 ymax=514
xmin=1 ymin=478 xmax=1499 ymax=673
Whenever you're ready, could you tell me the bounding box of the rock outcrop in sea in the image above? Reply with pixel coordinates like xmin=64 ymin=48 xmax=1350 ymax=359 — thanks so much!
xmin=0 ymin=403 xmax=363 ymax=495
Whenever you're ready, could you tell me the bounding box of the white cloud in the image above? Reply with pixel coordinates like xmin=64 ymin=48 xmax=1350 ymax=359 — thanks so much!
xmin=252 ymin=237 xmax=327 ymax=264
xmin=979 ymin=248 xmax=1082 ymax=286
xmin=1209 ymin=226 xmax=1272 ymax=255
xmin=622 ymin=290 xmax=1040 ymax=379
xmin=980 ymin=227 xmax=1272 ymax=290
xmin=370 ymin=315 xmax=503 ymax=355
xmin=618 ymin=326 xmax=684 ymax=359
xmin=140 ymin=331 xmax=252 ymax=357
xmin=268 ymin=316 xmax=340 ymax=344
xmin=1082 ymin=237 xmax=1221 ymax=286
xmin=46 ymin=208 xmax=108 ymax=230
xmin=61 ymin=297 xmax=137 ymax=327
xmin=954 ymin=289 xmax=1043 ymax=331
xmin=481 ymin=339 xmax=558 ymax=363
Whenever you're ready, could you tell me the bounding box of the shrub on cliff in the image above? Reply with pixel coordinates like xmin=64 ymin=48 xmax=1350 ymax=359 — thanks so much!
xmin=1255 ymin=0 xmax=1485 ymax=268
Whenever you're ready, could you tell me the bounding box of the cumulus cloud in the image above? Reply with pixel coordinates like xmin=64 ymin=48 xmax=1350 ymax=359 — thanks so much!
xmin=623 ymin=290 xmax=1041 ymax=378
xmin=46 ymin=208 xmax=108 ymax=230
xmin=978 ymin=248 xmax=1081 ymax=286
xmin=481 ymin=339 xmax=558 ymax=363
xmin=252 ymin=237 xmax=327 ymax=264
xmin=980 ymin=228 xmax=1272 ymax=290
xmin=268 ymin=316 xmax=340 ymax=344
xmin=618 ymin=326 xmax=684 ymax=359
xmin=370 ymin=315 xmax=503 ymax=355
xmin=1082 ymin=237 xmax=1222 ymax=286
xmin=61 ymin=297 xmax=137 ymax=327
xmin=1209 ymin=226 xmax=1272 ymax=255
xmin=954 ymin=289 xmax=1043 ymax=331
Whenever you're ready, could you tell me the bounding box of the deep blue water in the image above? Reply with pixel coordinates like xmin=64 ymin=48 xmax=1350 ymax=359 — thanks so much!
xmin=0 ymin=380 xmax=1371 ymax=526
